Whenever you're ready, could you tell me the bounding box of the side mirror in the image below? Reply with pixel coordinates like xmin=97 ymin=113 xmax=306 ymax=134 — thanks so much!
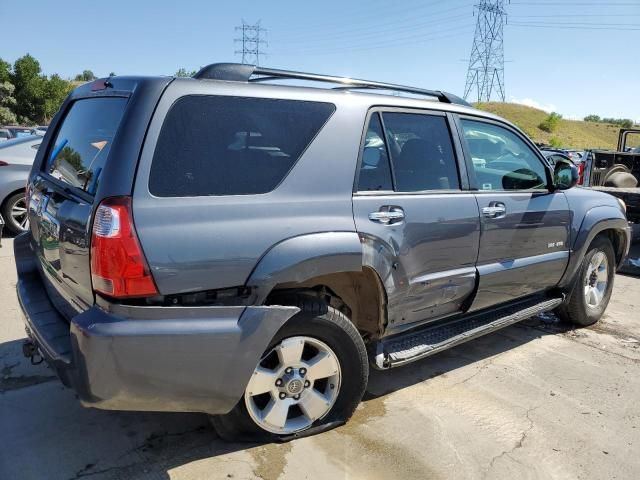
xmin=553 ymin=158 xmax=579 ymax=190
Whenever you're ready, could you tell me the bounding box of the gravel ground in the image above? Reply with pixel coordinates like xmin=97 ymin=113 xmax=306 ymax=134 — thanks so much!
xmin=0 ymin=236 xmax=639 ymax=480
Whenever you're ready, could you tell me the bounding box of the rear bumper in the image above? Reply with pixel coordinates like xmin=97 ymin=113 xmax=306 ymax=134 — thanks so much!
xmin=14 ymin=233 xmax=299 ymax=415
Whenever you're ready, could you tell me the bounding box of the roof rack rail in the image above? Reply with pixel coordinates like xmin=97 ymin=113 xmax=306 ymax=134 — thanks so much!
xmin=192 ymin=63 xmax=471 ymax=107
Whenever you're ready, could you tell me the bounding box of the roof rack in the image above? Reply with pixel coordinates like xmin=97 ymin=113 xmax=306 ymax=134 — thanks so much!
xmin=192 ymin=63 xmax=471 ymax=107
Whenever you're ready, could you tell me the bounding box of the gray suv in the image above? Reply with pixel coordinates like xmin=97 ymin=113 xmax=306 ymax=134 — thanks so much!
xmin=16 ymin=64 xmax=631 ymax=441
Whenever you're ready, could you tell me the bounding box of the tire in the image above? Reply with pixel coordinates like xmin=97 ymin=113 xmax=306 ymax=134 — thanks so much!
xmin=604 ymin=172 xmax=637 ymax=188
xmin=211 ymin=296 xmax=369 ymax=442
xmin=556 ymin=236 xmax=615 ymax=327
xmin=1 ymin=192 xmax=29 ymax=235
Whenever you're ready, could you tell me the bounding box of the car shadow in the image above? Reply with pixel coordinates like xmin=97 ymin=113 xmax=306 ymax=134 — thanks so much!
xmin=0 ymin=315 xmax=573 ymax=480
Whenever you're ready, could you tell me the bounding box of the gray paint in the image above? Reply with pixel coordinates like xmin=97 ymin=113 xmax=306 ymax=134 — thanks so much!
xmin=354 ymin=193 xmax=481 ymax=330
xmin=70 ymin=304 xmax=299 ymax=414
xmin=471 ymin=191 xmax=571 ymax=310
xmin=247 ymin=232 xmax=363 ymax=303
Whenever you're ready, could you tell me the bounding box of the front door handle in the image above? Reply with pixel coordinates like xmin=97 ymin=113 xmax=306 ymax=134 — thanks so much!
xmin=482 ymin=202 xmax=506 ymax=219
xmin=369 ymin=206 xmax=405 ymax=225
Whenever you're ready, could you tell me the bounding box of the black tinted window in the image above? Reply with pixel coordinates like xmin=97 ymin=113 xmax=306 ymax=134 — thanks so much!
xmin=382 ymin=113 xmax=459 ymax=191
xmin=357 ymin=113 xmax=393 ymax=191
xmin=150 ymin=96 xmax=335 ymax=197
xmin=46 ymin=97 xmax=127 ymax=195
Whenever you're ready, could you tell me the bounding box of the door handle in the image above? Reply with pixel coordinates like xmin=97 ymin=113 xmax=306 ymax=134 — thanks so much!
xmin=369 ymin=206 xmax=405 ymax=225
xmin=482 ymin=202 xmax=506 ymax=219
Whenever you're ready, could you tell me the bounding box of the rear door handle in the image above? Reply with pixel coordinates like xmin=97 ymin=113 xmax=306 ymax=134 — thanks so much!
xmin=482 ymin=202 xmax=506 ymax=219
xmin=369 ymin=206 xmax=405 ymax=225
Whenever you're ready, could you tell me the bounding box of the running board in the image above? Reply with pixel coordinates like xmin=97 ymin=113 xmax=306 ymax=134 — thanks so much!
xmin=374 ymin=296 xmax=563 ymax=369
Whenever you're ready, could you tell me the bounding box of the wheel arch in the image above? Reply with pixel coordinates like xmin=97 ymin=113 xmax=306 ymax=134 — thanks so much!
xmin=559 ymin=205 xmax=630 ymax=288
xmin=247 ymin=232 xmax=390 ymax=339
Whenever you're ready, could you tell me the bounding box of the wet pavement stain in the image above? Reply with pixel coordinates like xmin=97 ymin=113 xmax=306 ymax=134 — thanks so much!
xmin=308 ymin=396 xmax=442 ymax=480
xmin=248 ymin=442 xmax=292 ymax=480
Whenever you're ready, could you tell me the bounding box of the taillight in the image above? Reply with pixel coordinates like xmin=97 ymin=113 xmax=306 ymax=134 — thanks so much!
xmin=577 ymin=162 xmax=585 ymax=185
xmin=90 ymin=196 xmax=159 ymax=299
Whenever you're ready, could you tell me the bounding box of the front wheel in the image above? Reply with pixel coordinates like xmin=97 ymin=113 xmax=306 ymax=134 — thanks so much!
xmin=211 ymin=299 xmax=368 ymax=441
xmin=556 ymin=236 xmax=615 ymax=326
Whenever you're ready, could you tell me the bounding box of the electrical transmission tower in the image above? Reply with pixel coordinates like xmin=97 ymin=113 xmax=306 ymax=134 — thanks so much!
xmin=235 ymin=21 xmax=267 ymax=65
xmin=463 ymin=1 xmax=507 ymax=103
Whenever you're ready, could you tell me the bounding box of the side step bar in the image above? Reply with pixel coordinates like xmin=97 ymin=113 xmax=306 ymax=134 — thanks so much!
xmin=374 ymin=296 xmax=564 ymax=369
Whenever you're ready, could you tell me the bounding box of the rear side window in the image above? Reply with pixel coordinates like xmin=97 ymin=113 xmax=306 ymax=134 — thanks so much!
xmin=46 ymin=97 xmax=128 ymax=195
xmin=149 ymin=95 xmax=335 ymax=197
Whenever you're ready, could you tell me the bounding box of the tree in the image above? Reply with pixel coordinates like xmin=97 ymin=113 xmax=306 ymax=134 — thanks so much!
xmin=0 ymin=81 xmax=18 ymax=124
xmin=584 ymin=114 xmax=601 ymax=122
xmin=539 ymin=112 xmax=562 ymax=133
xmin=74 ymin=70 xmax=96 ymax=82
xmin=11 ymin=54 xmax=46 ymax=124
xmin=43 ymin=74 xmax=73 ymax=123
xmin=175 ymin=68 xmax=196 ymax=77
xmin=0 ymin=58 xmax=11 ymax=83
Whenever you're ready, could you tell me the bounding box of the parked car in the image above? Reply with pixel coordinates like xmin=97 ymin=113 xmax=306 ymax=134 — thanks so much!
xmin=16 ymin=65 xmax=630 ymax=442
xmin=30 ymin=126 xmax=48 ymax=136
xmin=0 ymin=136 xmax=41 ymax=233
xmin=2 ymin=125 xmax=33 ymax=139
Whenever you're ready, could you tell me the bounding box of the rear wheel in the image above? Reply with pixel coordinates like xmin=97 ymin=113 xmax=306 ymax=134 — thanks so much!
xmin=556 ymin=236 xmax=615 ymax=326
xmin=1 ymin=192 xmax=29 ymax=234
xmin=211 ymin=297 xmax=368 ymax=441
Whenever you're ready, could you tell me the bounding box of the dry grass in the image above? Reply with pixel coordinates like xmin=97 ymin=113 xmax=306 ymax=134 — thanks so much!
xmin=475 ymin=102 xmax=630 ymax=150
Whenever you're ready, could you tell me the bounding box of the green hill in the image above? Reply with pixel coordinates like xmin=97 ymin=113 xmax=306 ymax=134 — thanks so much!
xmin=474 ymin=102 xmax=627 ymax=150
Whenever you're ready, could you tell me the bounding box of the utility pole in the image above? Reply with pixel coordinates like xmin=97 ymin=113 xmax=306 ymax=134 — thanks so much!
xmin=464 ymin=1 xmax=508 ymax=103
xmin=235 ymin=21 xmax=267 ymax=65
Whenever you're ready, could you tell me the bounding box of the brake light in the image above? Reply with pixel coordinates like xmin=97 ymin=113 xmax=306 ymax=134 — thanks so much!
xmin=90 ymin=196 xmax=159 ymax=298
xmin=577 ymin=162 xmax=585 ymax=185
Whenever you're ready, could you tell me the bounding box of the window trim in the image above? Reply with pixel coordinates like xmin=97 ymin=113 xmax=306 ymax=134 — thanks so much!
xmin=453 ymin=113 xmax=554 ymax=193
xmin=353 ymin=106 xmax=468 ymax=196
xmin=39 ymin=93 xmax=130 ymax=201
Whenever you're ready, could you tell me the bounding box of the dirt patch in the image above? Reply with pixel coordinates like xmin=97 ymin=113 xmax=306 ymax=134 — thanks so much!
xmin=248 ymin=442 xmax=292 ymax=480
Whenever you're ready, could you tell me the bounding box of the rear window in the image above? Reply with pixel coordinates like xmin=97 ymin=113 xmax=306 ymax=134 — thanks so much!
xmin=46 ymin=97 xmax=128 ymax=195
xmin=149 ymin=95 xmax=335 ymax=197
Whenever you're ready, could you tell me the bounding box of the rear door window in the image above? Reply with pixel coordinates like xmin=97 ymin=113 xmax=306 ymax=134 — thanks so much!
xmin=357 ymin=113 xmax=393 ymax=191
xmin=149 ymin=95 xmax=335 ymax=197
xmin=46 ymin=97 xmax=128 ymax=195
xmin=382 ymin=112 xmax=460 ymax=191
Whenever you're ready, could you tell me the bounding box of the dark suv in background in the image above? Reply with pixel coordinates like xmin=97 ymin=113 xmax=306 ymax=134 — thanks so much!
xmin=16 ymin=64 xmax=630 ymax=441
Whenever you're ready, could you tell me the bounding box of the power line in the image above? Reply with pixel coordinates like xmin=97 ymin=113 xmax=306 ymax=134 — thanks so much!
xmin=464 ymin=0 xmax=508 ymax=103
xmin=234 ymin=21 xmax=267 ymax=65
xmin=510 ymin=22 xmax=640 ymax=30
xmin=272 ymin=24 xmax=474 ymax=55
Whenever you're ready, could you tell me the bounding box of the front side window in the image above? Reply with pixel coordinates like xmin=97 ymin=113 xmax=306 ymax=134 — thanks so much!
xmin=149 ymin=96 xmax=335 ymax=197
xmin=382 ymin=113 xmax=460 ymax=191
xmin=461 ymin=119 xmax=548 ymax=191
xmin=46 ymin=97 xmax=128 ymax=195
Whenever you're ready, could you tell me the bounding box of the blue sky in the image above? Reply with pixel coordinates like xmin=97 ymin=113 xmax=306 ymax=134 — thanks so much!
xmin=3 ymin=0 xmax=639 ymax=120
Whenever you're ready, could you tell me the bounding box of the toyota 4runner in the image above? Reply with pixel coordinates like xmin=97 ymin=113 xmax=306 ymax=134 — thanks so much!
xmin=15 ymin=64 xmax=631 ymax=441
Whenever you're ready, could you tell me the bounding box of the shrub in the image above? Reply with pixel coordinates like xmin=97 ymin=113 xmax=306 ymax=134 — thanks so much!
xmin=539 ymin=112 xmax=563 ymax=133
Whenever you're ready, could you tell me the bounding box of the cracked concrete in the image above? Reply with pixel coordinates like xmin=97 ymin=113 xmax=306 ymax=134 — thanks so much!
xmin=0 ymin=237 xmax=639 ymax=479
